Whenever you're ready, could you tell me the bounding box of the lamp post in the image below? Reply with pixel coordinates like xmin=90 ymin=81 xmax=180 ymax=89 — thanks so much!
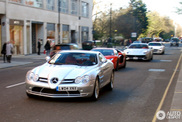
xmin=109 ymin=3 xmax=112 ymax=43
xmin=58 ymin=0 xmax=61 ymax=43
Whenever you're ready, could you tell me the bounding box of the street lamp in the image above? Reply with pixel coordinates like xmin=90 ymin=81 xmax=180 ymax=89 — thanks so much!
xmin=109 ymin=3 xmax=112 ymax=43
xmin=58 ymin=0 xmax=61 ymax=43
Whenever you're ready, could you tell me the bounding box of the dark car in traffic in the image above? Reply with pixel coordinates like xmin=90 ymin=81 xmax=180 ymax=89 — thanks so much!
xmin=170 ymin=38 xmax=179 ymax=47
xmin=50 ymin=43 xmax=79 ymax=57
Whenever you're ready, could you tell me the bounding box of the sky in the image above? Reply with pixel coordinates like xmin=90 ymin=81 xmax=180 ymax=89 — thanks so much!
xmin=94 ymin=0 xmax=182 ymax=26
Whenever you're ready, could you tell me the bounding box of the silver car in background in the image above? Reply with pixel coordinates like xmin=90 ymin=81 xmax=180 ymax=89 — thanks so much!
xmin=148 ymin=42 xmax=165 ymax=54
xmin=26 ymin=50 xmax=114 ymax=100
xmin=124 ymin=43 xmax=153 ymax=61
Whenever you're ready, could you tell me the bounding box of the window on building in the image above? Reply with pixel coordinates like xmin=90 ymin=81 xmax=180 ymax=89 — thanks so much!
xmin=71 ymin=0 xmax=77 ymax=15
xmin=25 ymin=0 xmax=43 ymax=8
xmin=58 ymin=0 xmax=68 ymax=14
xmin=81 ymin=26 xmax=89 ymax=42
xmin=81 ymin=2 xmax=89 ymax=18
xmin=9 ymin=0 xmax=23 ymax=3
xmin=47 ymin=23 xmax=55 ymax=47
xmin=62 ymin=25 xmax=69 ymax=43
xmin=47 ymin=0 xmax=54 ymax=11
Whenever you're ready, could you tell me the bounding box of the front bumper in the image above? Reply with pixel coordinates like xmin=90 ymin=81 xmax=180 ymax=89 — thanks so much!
xmin=153 ymin=49 xmax=163 ymax=54
xmin=26 ymin=80 xmax=95 ymax=98
xmin=126 ymin=55 xmax=148 ymax=60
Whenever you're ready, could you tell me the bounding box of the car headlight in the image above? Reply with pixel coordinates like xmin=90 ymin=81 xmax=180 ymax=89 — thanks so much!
xmin=75 ymin=75 xmax=90 ymax=84
xmin=143 ymin=51 xmax=148 ymax=54
xmin=75 ymin=76 xmax=82 ymax=84
xmin=26 ymin=71 xmax=39 ymax=82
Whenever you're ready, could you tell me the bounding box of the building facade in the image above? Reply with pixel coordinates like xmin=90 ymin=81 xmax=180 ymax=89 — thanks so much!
xmin=0 ymin=0 xmax=93 ymax=55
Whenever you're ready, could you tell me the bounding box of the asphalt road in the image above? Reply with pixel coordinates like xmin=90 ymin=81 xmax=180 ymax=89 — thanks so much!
xmin=0 ymin=44 xmax=181 ymax=122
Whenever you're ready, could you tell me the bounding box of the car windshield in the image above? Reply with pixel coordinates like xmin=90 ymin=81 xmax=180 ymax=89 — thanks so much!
xmin=171 ymin=38 xmax=179 ymax=42
xmin=92 ymin=49 xmax=114 ymax=56
xmin=148 ymin=43 xmax=162 ymax=46
xmin=48 ymin=52 xmax=97 ymax=66
xmin=129 ymin=44 xmax=149 ymax=49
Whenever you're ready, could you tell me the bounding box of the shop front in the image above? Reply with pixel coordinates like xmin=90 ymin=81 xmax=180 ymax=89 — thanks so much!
xmin=62 ymin=25 xmax=70 ymax=43
xmin=9 ymin=19 xmax=24 ymax=55
xmin=47 ymin=23 xmax=55 ymax=47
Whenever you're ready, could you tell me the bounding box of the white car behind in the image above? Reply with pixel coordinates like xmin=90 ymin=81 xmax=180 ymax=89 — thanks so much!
xmin=148 ymin=42 xmax=165 ymax=54
xmin=124 ymin=43 xmax=153 ymax=61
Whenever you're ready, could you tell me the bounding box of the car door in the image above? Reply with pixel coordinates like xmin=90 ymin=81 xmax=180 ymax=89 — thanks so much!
xmin=98 ymin=53 xmax=111 ymax=88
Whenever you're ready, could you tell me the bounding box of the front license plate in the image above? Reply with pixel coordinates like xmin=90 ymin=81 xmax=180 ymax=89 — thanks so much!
xmin=57 ymin=87 xmax=77 ymax=91
xmin=133 ymin=57 xmax=138 ymax=60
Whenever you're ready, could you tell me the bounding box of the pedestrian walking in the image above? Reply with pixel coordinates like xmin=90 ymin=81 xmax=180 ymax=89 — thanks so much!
xmin=6 ymin=41 xmax=13 ymax=63
xmin=1 ymin=42 xmax=7 ymax=63
xmin=37 ymin=39 xmax=41 ymax=55
xmin=44 ymin=40 xmax=51 ymax=56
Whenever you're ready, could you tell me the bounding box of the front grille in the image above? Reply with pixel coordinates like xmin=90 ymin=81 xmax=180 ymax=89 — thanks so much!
xmin=37 ymin=78 xmax=75 ymax=84
xmin=61 ymin=79 xmax=75 ymax=84
xmin=127 ymin=55 xmax=145 ymax=58
xmin=153 ymin=49 xmax=158 ymax=52
xmin=38 ymin=77 xmax=48 ymax=83
xmin=32 ymin=87 xmax=80 ymax=95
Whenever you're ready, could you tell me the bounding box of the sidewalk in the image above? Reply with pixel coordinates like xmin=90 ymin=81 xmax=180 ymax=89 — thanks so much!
xmin=0 ymin=54 xmax=46 ymax=69
xmin=168 ymin=63 xmax=182 ymax=122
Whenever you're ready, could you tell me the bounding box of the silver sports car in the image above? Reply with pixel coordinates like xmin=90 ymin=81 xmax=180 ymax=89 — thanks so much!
xmin=124 ymin=43 xmax=153 ymax=61
xmin=26 ymin=50 xmax=114 ymax=100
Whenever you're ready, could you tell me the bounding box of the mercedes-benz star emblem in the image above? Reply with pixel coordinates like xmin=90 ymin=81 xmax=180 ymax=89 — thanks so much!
xmin=51 ymin=78 xmax=59 ymax=84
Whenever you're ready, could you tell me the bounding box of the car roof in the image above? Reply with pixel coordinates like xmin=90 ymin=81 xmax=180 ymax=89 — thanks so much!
xmin=92 ymin=48 xmax=115 ymax=50
xmin=58 ymin=50 xmax=100 ymax=54
xmin=130 ymin=43 xmax=148 ymax=45
xmin=149 ymin=42 xmax=162 ymax=43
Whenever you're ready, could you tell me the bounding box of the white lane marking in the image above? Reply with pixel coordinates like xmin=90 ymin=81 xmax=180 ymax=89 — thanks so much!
xmin=160 ymin=60 xmax=172 ymax=62
xmin=6 ymin=82 xmax=25 ymax=88
xmin=148 ymin=69 xmax=165 ymax=72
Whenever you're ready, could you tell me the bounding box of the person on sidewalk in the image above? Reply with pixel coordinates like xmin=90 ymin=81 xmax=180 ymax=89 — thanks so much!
xmin=37 ymin=39 xmax=41 ymax=55
xmin=6 ymin=41 xmax=13 ymax=63
xmin=1 ymin=42 xmax=7 ymax=63
xmin=44 ymin=40 xmax=51 ymax=56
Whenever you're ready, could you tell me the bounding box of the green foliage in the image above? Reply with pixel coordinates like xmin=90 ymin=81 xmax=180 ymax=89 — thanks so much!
xmin=92 ymin=0 xmax=182 ymax=40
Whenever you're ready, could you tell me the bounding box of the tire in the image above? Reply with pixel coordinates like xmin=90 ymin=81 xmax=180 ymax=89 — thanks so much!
xmin=122 ymin=59 xmax=126 ymax=68
xmin=115 ymin=60 xmax=119 ymax=71
xmin=91 ymin=78 xmax=100 ymax=101
xmin=107 ymin=72 xmax=114 ymax=90
xmin=162 ymin=51 xmax=165 ymax=55
xmin=151 ymin=55 xmax=153 ymax=60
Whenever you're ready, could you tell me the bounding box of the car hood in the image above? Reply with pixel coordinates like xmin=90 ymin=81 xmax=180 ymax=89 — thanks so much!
xmin=105 ymin=55 xmax=116 ymax=59
xmin=125 ymin=49 xmax=149 ymax=55
xmin=32 ymin=63 xmax=96 ymax=80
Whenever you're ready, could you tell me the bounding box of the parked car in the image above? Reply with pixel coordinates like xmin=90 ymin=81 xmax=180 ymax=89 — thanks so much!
xmin=91 ymin=48 xmax=126 ymax=70
xmin=50 ymin=43 xmax=79 ymax=57
xmin=148 ymin=42 xmax=165 ymax=54
xmin=124 ymin=43 xmax=153 ymax=61
xmin=170 ymin=38 xmax=179 ymax=47
xmin=141 ymin=37 xmax=153 ymax=43
xmin=26 ymin=50 xmax=114 ymax=100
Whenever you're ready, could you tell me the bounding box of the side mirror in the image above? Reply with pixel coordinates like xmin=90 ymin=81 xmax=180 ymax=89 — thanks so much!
xmin=149 ymin=47 xmax=153 ymax=49
xmin=101 ymin=58 xmax=107 ymax=63
xmin=45 ymin=56 xmax=50 ymax=62
xmin=124 ymin=46 xmax=129 ymax=49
